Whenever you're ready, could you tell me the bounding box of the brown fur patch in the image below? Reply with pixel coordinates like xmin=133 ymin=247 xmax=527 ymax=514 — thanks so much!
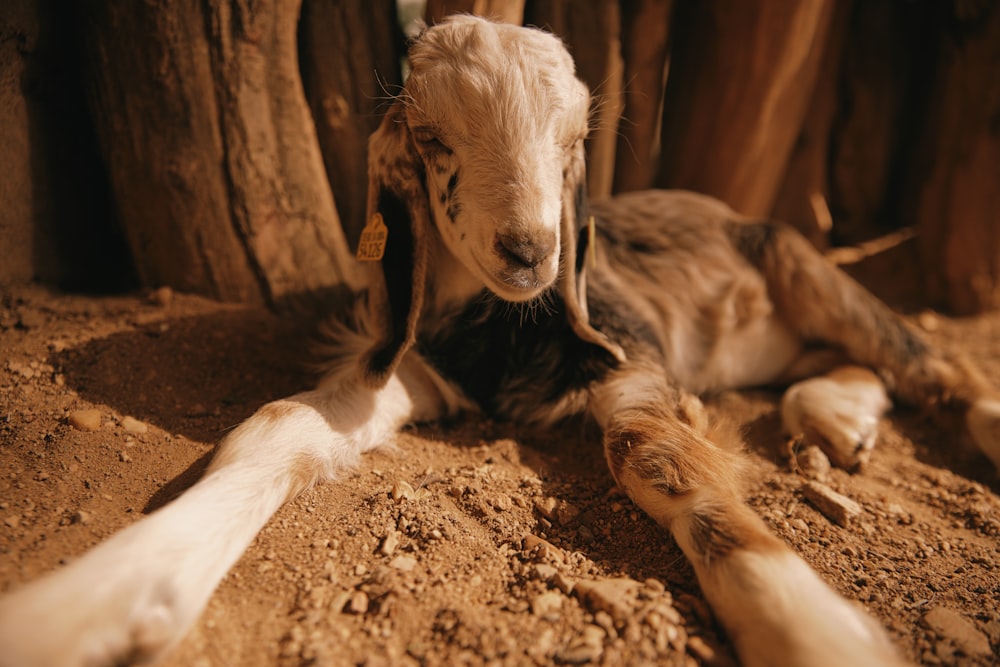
xmin=689 ymin=507 xmax=747 ymax=561
xmin=605 ymin=407 xmax=745 ymax=499
xmin=688 ymin=504 xmax=786 ymax=565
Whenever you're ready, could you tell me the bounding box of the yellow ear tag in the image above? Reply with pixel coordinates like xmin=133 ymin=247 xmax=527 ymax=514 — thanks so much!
xmin=357 ymin=213 xmax=388 ymax=261
xmin=587 ymin=215 xmax=597 ymax=268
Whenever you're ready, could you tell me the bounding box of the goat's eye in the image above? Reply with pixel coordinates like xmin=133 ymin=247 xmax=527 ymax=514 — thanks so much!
xmin=412 ymin=128 xmax=451 ymax=155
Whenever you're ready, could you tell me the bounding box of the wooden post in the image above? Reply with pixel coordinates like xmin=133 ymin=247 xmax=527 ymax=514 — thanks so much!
xmin=612 ymin=0 xmax=674 ymax=194
xmin=771 ymin=0 xmax=853 ymax=249
xmin=299 ymin=0 xmax=402 ymax=249
xmin=656 ymin=0 xmax=834 ymax=217
xmin=426 ymin=0 xmax=525 ymax=25
xmin=81 ymin=0 xmax=358 ymax=304
xmin=909 ymin=2 xmax=1000 ymax=314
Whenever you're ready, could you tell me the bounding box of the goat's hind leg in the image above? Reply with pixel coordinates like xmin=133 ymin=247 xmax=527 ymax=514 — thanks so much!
xmin=734 ymin=220 xmax=1000 ymax=469
xmin=591 ymin=364 xmax=908 ymax=667
xmin=0 ymin=365 xmax=432 ymax=667
xmin=781 ymin=365 xmax=891 ymax=469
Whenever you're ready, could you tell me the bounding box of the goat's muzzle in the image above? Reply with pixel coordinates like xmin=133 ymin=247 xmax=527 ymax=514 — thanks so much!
xmin=492 ymin=230 xmax=558 ymax=296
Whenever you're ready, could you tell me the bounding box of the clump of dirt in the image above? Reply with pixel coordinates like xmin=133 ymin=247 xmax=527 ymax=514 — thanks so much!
xmin=1 ymin=284 xmax=998 ymax=666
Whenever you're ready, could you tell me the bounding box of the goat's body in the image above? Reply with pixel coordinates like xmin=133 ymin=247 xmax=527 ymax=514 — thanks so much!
xmin=411 ymin=190 xmax=802 ymax=429
xmin=591 ymin=190 xmax=804 ymax=394
xmin=3 ymin=16 xmax=1000 ymax=667
xmin=412 ymin=188 xmax=886 ymax=429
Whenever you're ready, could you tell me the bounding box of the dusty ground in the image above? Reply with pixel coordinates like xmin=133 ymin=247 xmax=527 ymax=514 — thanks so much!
xmin=1 ymin=282 xmax=999 ymax=666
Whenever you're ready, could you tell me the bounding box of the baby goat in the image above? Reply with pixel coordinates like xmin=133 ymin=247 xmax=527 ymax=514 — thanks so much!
xmin=2 ymin=15 xmax=999 ymax=667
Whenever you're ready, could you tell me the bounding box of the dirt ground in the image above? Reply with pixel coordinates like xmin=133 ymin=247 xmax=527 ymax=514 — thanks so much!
xmin=1 ymin=282 xmax=998 ymax=666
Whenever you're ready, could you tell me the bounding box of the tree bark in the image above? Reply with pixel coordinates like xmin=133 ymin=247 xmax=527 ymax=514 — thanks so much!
xmin=656 ymin=0 xmax=834 ymax=217
xmin=909 ymin=2 xmax=1000 ymax=314
xmin=612 ymin=0 xmax=673 ymax=194
xmin=426 ymin=0 xmax=525 ymax=25
xmin=299 ymin=0 xmax=401 ymax=250
xmin=82 ymin=0 xmax=357 ymax=304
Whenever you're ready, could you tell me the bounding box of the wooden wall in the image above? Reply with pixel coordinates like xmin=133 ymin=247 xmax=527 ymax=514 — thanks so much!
xmin=3 ymin=0 xmax=998 ymax=314
xmin=416 ymin=0 xmax=1000 ymax=314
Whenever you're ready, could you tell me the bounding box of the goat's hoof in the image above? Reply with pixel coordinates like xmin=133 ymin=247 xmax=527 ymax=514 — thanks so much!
xmin=781 ymin=369 xmax=890 ymax=471
xmin=967 ymin=399 xmax=1000 ymax=470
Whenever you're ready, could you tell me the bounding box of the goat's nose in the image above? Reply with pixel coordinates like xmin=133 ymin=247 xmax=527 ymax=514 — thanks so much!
xmin=495 ymin=231 xmax=556 ymax=268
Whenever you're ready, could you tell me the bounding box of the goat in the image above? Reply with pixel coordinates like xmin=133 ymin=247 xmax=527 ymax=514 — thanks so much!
xmin=2 ymin=15 xmax=999 ymax=667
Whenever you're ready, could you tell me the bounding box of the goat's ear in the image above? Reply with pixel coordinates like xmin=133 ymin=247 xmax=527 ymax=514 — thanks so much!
xmin=559 ymin=146 xmax=626 ymax=363
xmin=359 ymin=99 xmax=430 ymax=387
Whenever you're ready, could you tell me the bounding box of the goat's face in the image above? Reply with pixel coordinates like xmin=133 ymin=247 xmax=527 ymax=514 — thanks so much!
xmin=362 ymin=17 xmax=625 ymax=385
xmin=403 ymin=17 xmax=590 ymax=303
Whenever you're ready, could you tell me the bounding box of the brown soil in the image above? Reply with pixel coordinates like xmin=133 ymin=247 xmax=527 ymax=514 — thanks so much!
xmin=1 ymin=283 xmax=998 ymax=666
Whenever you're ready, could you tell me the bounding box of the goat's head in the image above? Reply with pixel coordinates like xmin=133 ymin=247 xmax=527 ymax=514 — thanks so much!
xmin=361 ymin=15 xmax=624 ymax=386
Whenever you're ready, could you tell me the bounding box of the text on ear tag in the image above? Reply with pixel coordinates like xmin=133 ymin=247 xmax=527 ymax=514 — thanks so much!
xmin=357 ymin=213 xmax=388 ymax=261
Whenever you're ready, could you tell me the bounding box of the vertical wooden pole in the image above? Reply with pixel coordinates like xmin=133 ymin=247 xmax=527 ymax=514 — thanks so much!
xmin=771 ymin=0 xmax=854 ymax=249
xmin=656 ymin=0 xmax=834 ymax=217
xmin=910 ymin=2 xmax=1000 ymax=314
xmin=612 ymin=0 xmax=674 ymax=194
xmin=300 ymin=0 xmax=402 ymax=249
xmin=426 ymin=0 xmax=525 ymax=25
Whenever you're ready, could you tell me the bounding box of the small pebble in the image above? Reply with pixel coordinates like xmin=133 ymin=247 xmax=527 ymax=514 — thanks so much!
xmin=553 ymin=572 xmax=576 ymax=595
xmin=557 ymin=625 xmax=605 ymax=664
xmin=796 ymin=445 xmax=831 ymax=481
xmin=922 ymin=606 xmax=991 ymax=657
xmin=381 ymin=530 xmax=400 ymax=557
xmin=802 ymin=481 xmax=862 ymax=527
xmin=389 ymin=555 xmax=417 ymax=572
xmin=531 ymin=592 xmax=563 ymax=620
xmin=523 ymin=533 xmax=566 ymax=563
xmin=121 ymin=416 xmax=148 ymax=434
xmin=573 ymin=578 xmax=640 ymax=626
xmin=68 ymin=409 xmax=102 ymax=432
xmin=347 ymin=590 xmax=369 ymax=615
xmin=150 ymin=286 xmax=174 ymax=307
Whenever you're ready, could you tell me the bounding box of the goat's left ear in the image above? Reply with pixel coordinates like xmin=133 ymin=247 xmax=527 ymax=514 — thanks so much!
xmin=559 ymin=144 xmax=626 ymax=363
xmin=359 ymin=99 xmax=431 ymax=388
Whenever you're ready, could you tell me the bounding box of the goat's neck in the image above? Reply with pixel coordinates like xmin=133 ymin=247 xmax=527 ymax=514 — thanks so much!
xmin=425 ymin=225 xmax=488 ymax=317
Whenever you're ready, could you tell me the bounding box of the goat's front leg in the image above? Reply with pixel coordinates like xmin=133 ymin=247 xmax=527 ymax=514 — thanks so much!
xmin=0 ymin=358 xmax=444 ymax=667
xmin=591 ymin=363 xmax=909 ymax=667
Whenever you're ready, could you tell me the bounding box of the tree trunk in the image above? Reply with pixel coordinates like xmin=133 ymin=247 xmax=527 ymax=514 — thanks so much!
xmin=656 ymin=0 xmax=834 ymax=217
xmin=426 ymin=0 xmax=525 ymax=25
xmin=81 ymin=0 xmax=357 ymax=305
xmin=612 ymin=0 xmax=673 ymax=194
xmin=526 ymin=0 xmax=623 ymax=199
xmin=909 ymin=2 xmax=1000 ymax=314
xmin=299 ymin=0 xmax=401 ymax=250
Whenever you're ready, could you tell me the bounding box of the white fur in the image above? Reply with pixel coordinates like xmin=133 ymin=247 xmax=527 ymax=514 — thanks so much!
xmin=781 ymin=367 xmax=891 ymax=469
xmin=0 ymin=368 xmax=440 ymax=667
xmin=696 ymin=550 xmax=909 ymax=667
